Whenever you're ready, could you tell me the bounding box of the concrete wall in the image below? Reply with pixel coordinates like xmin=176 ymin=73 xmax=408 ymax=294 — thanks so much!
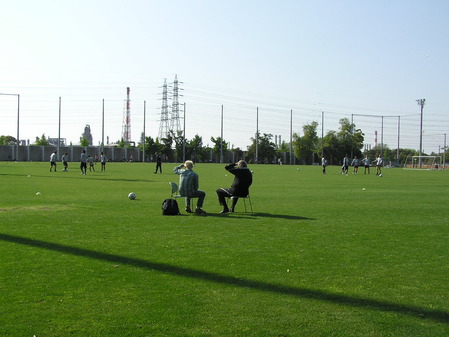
xmin=0 ymin=145 xmax=142 ymax=162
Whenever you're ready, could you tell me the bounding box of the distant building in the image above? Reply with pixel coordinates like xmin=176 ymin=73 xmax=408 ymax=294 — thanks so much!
xmin=81 ymin=124 xmax=93 ymax=145
xmin=48 ymin=138 xmax=67 ymax=146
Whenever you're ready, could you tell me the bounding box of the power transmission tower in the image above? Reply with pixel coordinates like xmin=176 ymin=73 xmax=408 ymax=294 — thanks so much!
xmin=158 ymin=79 xmax=170 ymax=140
xmin=170 ymin=74 xmax=183 ymax=135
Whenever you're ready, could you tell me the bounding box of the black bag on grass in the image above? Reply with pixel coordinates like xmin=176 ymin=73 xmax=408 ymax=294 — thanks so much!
xmin=162 ymin=199 xmax=180 ymax=215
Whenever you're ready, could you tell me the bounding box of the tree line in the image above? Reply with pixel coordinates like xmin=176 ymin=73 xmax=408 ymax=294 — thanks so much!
xmin=0 ymin=118 xmax=434 ymax=165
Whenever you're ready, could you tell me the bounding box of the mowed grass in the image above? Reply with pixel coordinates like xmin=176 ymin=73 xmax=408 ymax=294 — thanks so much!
xmin=0 ymin=161 xmax=448 ymax=337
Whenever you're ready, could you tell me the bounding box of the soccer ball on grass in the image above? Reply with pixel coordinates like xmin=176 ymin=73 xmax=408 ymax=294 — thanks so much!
xmin=128 ymin=192 xmax=136 ymax=200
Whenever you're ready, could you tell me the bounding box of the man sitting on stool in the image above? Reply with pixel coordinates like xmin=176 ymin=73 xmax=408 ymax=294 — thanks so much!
xmin=216 ymin=160 xmax=253 ymax=213
xmin=174 ymin=160 xmax=206 ymax=214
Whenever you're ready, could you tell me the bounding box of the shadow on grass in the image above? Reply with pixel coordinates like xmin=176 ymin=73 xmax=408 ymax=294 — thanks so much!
xmin=203 ymin=212 xmax=315 ymax=220
xmin=1 ymin=233 xmax=448 ymax=324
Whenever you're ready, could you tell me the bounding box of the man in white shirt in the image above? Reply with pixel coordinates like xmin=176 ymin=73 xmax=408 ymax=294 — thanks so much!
xmin=80 ymin=150 xmax=88 ymax=175
xmin=50 ymin=151 xmax=57 ymax=172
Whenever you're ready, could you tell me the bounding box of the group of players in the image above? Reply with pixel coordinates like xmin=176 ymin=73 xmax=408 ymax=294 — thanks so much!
xmin=49 ymin=150 xmax=107 ymax=174
xmin=321 ymin=154 xmax=384 ymax=176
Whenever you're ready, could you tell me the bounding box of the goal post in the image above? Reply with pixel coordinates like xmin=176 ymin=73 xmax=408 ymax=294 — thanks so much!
xmin=403 ymin=155 xmax=442 ymax=169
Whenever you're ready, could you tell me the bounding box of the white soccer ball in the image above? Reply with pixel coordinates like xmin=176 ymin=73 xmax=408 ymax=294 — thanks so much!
xmin=379 ymin=174 xmax=383 ymax=177
xmin=128 ymin=192 xmax=136 ymax=200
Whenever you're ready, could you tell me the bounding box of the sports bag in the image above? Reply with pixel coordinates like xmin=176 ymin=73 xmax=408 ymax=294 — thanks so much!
xmin=162 ymin=199 xmax=180 ymax=215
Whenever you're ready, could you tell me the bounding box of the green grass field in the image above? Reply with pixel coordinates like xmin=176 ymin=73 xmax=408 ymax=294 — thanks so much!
xmin=1 ymin=161 xmax=448 ymax=336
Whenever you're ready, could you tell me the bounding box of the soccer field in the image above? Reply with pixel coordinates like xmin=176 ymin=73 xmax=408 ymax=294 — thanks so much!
xmin=1 ymin=161 xmax=448 ymax=336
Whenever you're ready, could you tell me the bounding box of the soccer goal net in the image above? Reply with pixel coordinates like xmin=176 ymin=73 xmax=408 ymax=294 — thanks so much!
xmin=403 ymin=156 xmax=442 ymax=169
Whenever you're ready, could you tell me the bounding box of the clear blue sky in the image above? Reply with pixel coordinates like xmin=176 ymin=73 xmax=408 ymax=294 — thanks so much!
xmin=1 ymin=0 xmax=448 ymax=154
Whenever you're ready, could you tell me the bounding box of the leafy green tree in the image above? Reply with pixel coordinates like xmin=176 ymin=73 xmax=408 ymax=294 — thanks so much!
xmin=188 ymin=134 xmax=206 ymax=162
xmin=143 ymin=136 xmax=158 ymax=161
xmin=116 ymin=139 xmax=123 ymax=147
xmin=293 ymin=121 xmax=319 ymax=164
xmin=80 ymin=136 xmax=90 ymax=147
xmin=210 ymin=136 xmax=228 ymax=162
xmin=0 ymin=135 xmax=17 ymax=145
xmin=322 ymin=130 xmax=340 ymax=165
xmin=171 ymin=130 xmax=185 ymax=162
xmin=337 ymin=118 xmax=364 ymax=159
xmin=247 ymin=133 xmax=276 ymax=164
xmin=34 ymin=134 xmax=49 ymax=146
xmin=160 ymin=134 xmax=174 ymax=161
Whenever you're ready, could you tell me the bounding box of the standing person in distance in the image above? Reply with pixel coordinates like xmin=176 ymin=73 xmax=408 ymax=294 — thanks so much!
xmin=50 ymin=150 xmax=57 ymax=172
xmin=88 ymin=155 xmax=95 ymax=172
xmin=61 ymin=152 xmax=69 ymax=172
xmin=342 ymin=155 xmax=350 ymax=176
xmin=216 ymin=160 xmax=253 ymax=213
xmin=154 ymin=152 xmax=162 ymax=174
xmin=173 ymin=160 xmax=206 ymax=214
xmin=321 ymin=155 xmax=328 ymax=174
xmin=362 ymin=155 xmax=371 ymax=174
xmin=80 ymin=150 xmax=88 ymax=175
xmin=100 ymin=152 xmax=107 ymax=171
xmin=376 ymin=154 xmax=383 ymax=175
xmin=351 ymin=156 xmax=359 ymax=174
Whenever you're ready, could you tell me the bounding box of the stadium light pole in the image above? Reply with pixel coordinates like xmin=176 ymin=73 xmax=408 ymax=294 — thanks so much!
xmin=255 ymin=107 xmax=259 ymax=164
xmin=416 ymin=99 xmax=425 ymax=168
xmin=101 ymin=99 xmax=105 ymax=153
xmin=444 ymin=133 xmax=447 ymax=170
xmin=321 ymin=111 xmax=324 ymax=158
xmin=182 ymin=102 xmax=186 ymax=162
xmin=0 ymin=93 xmax=20 ymax=161
xmin=220 ymin=105 xmax=223 ymax=163
xmin=142 ymin=100 xmax=146 ymax=163
xmin=397 ymin=116 xmax=400 ymax=165
xmin=58 ymin=97 xmax=61 ymax=160
xmin=290 ymin=109 xmax=293 ymax=165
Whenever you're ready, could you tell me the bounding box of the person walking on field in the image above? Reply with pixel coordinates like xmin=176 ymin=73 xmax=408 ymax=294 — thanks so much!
xmin=61 ymin=152 xmax=69 ymax=172
xmin=154 ymin=152 xmax=162 ymax=174
xmin=50 ymin=151 xmax=57 ymax=172
xmin=173 ymin=160 xmax=206 ymax=214
xmin=342 ymin=155 xmax=350 ymax=176
xmin=80 ymin=150 xmax=88 ymax=175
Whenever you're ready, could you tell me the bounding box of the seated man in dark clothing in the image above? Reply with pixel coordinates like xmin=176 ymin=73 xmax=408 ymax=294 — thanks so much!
xmin=216 ymin=160 xmax=253 ymax=213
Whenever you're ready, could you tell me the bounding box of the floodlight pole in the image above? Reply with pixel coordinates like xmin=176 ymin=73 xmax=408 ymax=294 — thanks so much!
xmin=183 ymin=102 xmax=186 ymax=162
xmin=255 ymin=107 xmax=259 ymax=164
xmin=443 ymin=134 xmax=446 ymax=170
xmin=101 ymin=99 xmax=105 ymax=153
xmin=0 ymin=93 xmax=20 ymax=161
xmin=143 ymin=100 xmax=146 ymax=162
xmin=290 ymin=109 xmax=293 ymax=165
xmin=416 ymin=99 xmax=425 ymax=168
xmin=321 ymin=111 xmax=324 ymax=158
xmin=351 ymin=114 xmax=354 ymax=158
xmin=220 ymin=105 xmax=223 ymax=163
xmin=58 ymin=97 xmax=61 ymax=160
xmin=397 ymin=116 xmax=400 ymax=165
xmin=381 ymin=116 xmax=384 ymax=155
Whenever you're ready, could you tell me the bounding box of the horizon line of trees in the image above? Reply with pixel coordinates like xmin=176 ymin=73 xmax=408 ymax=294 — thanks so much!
xmin=1 ymin=118 xmax=445 ymax=164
